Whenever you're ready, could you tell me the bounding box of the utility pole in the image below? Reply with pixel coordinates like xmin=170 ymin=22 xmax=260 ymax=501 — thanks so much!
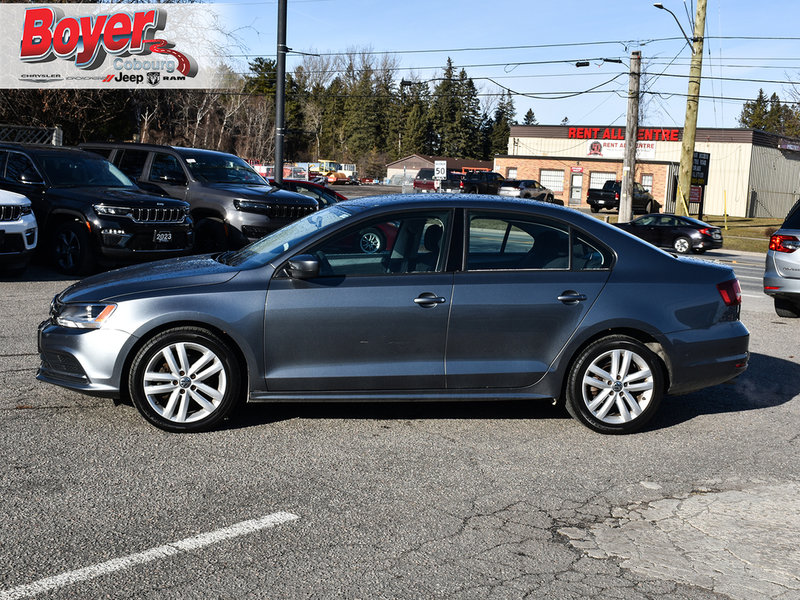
xmin=274 ymin=0 xmax=287 ymax=184
xmin=619 ymin=50 xmax=641 ymax=223
xmin=675 ymin=0 xmax=706 ymax=216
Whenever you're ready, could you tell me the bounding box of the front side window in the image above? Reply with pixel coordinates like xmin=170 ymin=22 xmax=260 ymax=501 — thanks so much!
xmin=308 ymin=211 xmax=451 ymax=277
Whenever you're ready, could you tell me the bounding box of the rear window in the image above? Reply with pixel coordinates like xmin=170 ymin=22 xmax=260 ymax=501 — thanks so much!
xmin=782 ymin=200 xmax=800 ymax=229
xmin=500 ymin=181 xmax=522 ymax=188
xmin=415 ymin=169 xmax=434 ymax=180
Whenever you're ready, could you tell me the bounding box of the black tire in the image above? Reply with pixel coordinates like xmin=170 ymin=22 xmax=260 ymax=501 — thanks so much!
xmin=358 ymin=228 xmax=385 ymax=253
xmin=590 ymin=206 xmax=600 ymax=213
xmin=194 ymin=218 xmax=229 ymax=253
xmin=672 ymin=236 xmax=691 ymax=254
xmin=774 ymin=297 xmax=800 ymax=318
xmin=565 ymin=335 xmax=664 ymax=434
xmin=128 ymin=326 xmax=243 ymax=432
xmin=52 ymin=221 xmax=94 ymax=275
xmin=645 ymin=201 xmax=655 ymax=214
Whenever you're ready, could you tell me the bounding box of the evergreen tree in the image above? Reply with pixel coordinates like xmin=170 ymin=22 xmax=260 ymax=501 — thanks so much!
xmin=523 ymin=108 xmax=537 ymax=125
xmin=738 ymin=89 xmax=770 ymax=130
xmin=489 ymin=91 xmax=515 ymax=157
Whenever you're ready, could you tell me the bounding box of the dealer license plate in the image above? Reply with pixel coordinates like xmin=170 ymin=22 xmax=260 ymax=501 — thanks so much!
xmin=153 ymin=231 xmax=172 ymax=243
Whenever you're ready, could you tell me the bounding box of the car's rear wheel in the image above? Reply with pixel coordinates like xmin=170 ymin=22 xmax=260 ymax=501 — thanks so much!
xmin=52 ymin=221 xmax=94 ymax=275
xmin=672 ymin=236 xmax=691 ymax=254
xmin=359 ymin=228 xmax=385 ymax=253
xmin=774 ymin=297 xmax=800 ymax=318
xmin=565 ymin=335 xmax=664 ymax=434
xmin=590 ymin=206 xmax=600 ymax=213
xmin=128 ymin=327 xmax=242 ymax=432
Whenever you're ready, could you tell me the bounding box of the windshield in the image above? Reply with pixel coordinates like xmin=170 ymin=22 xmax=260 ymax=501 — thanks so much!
xmin=40 ymin=155 xmax=134 ymax=188
xmin=180 ymin=152 xmax=267 ymax=185
xmin=220 ymin=204 xmax=357 ymax=267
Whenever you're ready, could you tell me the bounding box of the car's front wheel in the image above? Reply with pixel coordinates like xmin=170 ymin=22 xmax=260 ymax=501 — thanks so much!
xmin=565 ymin=335 xmax=664 ymax=434
xmin=128 ymin=327 xmax=243 ymax=432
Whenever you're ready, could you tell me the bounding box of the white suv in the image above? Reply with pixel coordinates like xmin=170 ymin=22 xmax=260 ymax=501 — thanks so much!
xmin=764 ymin=199 xmax=800 ymax=317
xmin=0 ymin=189 xmax=38 ymax=276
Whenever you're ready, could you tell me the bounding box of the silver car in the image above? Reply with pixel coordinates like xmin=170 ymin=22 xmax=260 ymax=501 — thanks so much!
xmin=497 ymin=179 xmax=560 ymax=203
xmin=764 ymin=199 xmax=800 ymax=317
xmin=38 ymin=195 xmax=749 ymax=434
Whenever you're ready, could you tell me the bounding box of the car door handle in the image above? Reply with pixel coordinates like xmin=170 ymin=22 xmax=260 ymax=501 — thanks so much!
xmin=558 ymin=291 xmax=587 ymax=305
xmin=414 ymin=292 xmax=447 ymax=308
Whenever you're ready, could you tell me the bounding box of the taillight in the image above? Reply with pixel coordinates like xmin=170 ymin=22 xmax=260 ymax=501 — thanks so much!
xmin=698 ymin=227 xmax=710 ymax=235
xmin=717 ymin=279 xmax=741 ymax=306
xmin=459 ymin=180 xmax=464 ymax=189
xmin=614 ymin=192 xmax=619 ymax=200
xmin=769 ymin=234 xmax=800 ymax=253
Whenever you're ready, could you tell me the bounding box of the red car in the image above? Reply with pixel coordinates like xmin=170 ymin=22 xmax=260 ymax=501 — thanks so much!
xmin=268 ymin=178 xmax=347 ymax=208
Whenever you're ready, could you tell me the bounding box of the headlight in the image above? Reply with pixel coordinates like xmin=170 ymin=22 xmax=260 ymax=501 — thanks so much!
xmin=21 ymin=205 xmax=32 ymax=216
xmin=94 ymin=204 xmax=131 ymax=217
xmin=233 ymin=198 xmax=269 ymax=213
xmin=56 ymin=303 xmax=117 ymax=329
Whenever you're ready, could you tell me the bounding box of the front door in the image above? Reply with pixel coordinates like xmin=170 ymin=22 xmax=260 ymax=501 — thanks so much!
xmin=264 ymin=210 xmax=453 ymax=391
xmin=570 ymin=173 xmax=583 ymax=206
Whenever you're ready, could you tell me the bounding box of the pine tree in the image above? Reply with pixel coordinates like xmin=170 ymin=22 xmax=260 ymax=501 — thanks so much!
xmin=738 ymin=89 xmax=769 ymax=130
xmin=523 ymin=108 xmax=537 ymax=125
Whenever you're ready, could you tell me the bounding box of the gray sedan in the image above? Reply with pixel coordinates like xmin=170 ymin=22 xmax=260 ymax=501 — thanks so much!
xmin=37 ymin=195 xmax=749 ymax=434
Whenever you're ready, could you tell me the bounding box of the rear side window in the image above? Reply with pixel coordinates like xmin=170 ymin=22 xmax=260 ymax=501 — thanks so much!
xmin=5 ymin=153 xmax=43 ymax=184
xmin=782 ymin=200 xmax=800 ymax=229
xmin=467 ymin=213 xmax=569 ymax=270
xmin=116 ymin=149 xmax=149 ymax=180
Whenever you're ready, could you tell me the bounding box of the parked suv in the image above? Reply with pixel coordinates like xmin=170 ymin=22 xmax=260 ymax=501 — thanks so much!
xmin=764 ymin=198 xmax=800 ymax=317
xmin=0 ymin=144 xmax=193 ymax=275
xmin=81 ymin=143 xmax=319 ymax=250
xmin=0 ymin=189 xmax=38 ymax=276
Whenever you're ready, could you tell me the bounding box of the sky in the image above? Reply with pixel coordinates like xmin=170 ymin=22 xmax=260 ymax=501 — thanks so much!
xmin=223 ymin=0 xmax=800 ymax=130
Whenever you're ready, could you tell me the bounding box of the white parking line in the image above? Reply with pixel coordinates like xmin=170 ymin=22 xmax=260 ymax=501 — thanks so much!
xmin=0 ymin=512 xmax=299 ymax=600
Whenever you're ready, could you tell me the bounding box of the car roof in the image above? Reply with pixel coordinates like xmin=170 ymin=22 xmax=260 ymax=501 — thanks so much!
xmin=0 ymin=143 xmax=94 ymax=157
xmin=81 ymin=142 xmax=240 ymax=160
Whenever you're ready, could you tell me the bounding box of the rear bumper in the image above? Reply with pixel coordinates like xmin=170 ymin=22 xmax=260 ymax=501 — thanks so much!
xmin=664 ymin=321 xmax=750 ymax=395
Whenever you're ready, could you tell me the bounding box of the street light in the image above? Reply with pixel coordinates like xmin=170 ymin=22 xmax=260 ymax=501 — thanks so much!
xmin=654 ymin=0 xmax=706 ymax=217
xmin=653 ymin=3 xmax=696 ymax=52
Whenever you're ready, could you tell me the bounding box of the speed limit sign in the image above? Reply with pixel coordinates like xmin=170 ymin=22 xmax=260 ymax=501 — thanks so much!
xmin=434 ymin=160 xmax=447 ymax=180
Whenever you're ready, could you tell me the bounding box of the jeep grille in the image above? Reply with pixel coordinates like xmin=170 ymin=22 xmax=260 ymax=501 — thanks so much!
xmin=0 ymin=205 xmax=22 ymax=221
xmin=130 ymin=207 xmax=186 ymax=223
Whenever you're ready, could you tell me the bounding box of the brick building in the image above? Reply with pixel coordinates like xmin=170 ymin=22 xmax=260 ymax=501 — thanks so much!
xmin=495 ymin=125 xmax=800 ymax=218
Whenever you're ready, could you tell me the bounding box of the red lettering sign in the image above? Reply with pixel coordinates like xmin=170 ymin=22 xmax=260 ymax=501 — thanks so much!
xmin=567 ymin=126 xmax=680 ymax=141
xmin=20 ymin=6 xmax=159 ymax=68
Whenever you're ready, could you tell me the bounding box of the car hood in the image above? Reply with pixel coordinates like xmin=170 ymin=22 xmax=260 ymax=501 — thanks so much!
xmin=206 ymin=183 xmax=317 ymax=206
xmin=50 ymin=186 xmax=188 ymax=207
xmin=57 ymin=254 xmax=240 ymax=303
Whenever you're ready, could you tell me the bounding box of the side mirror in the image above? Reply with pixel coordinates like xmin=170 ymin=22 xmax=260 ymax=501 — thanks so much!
xmin=286 ymin=254 xmax=320 ymax=279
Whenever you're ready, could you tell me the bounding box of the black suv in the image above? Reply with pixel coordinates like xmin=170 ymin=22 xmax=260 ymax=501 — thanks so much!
xmin=0 ymin=144 xmax=193 ymax=275
xmin=81 ymin=143 xmax=319 ymax=250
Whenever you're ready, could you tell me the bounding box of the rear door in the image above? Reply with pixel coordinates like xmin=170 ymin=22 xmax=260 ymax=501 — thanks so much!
xmin=445 ymin=210 xmax=612 ymax=389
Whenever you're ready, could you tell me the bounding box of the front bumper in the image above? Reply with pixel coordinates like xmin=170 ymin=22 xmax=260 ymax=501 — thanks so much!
xmin=91 ymin=215 xmax=193 ymax=261
xmin=37 ymin=320 xmax=131 ymax=397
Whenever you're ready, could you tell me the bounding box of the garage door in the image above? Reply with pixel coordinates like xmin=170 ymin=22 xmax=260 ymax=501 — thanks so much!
xmin=589 ymin=171 xmax=616 ymax=189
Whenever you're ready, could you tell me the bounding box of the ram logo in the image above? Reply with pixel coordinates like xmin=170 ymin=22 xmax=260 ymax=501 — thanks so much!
xmin=147 ymin=72 xmax=161 ymax=86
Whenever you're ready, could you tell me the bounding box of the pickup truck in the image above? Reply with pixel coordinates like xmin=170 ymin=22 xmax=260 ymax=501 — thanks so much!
xmin=440 ymin=171 xmax=505 ymax=194
xmin=586 ymin=180 xmax=659 ymax=214
xmin=413 ymin=169 xmax=463 ymax=193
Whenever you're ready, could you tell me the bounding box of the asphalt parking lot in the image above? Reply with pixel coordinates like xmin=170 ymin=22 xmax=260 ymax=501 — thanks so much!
xmin=1 ymin=240 xmax=798 ymax=599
